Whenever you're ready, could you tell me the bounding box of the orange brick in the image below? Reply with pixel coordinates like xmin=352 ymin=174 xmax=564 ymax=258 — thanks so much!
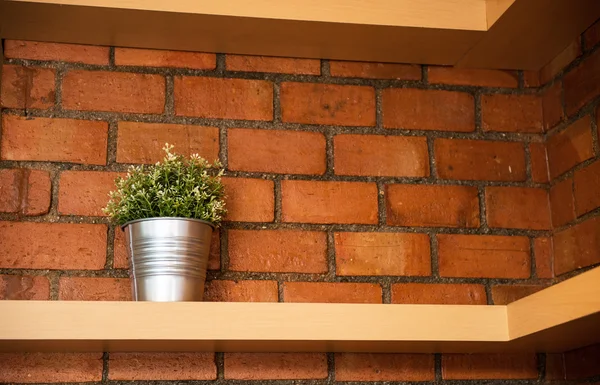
xmin=228 ymin=229 xmax=327 ymax=273
xmin=584 ymin=19 xmax=600 ymax=50
xmin=482 ymin=94 xmax=543 ymax=133
xmin=550 ymin=177 xmax=576 ymax=228
xmin=386 ymin=184 xmax=479 ymax=228
xmin=62 ymin=70 xmax=165 ymax=113
xmin=59 ymin=277 xmax=130 ymax=300
xmin=330 ymin=61 xmax=421 ymax=80
xmin=391 ymin=283 xmax=486 ymax=305
xmin=435 ymin=139 xmax=526 ymax=181
xmin=175 ymin=77 xmax=273 ymax=120
xmin=226 ymin=55 xmax=320 ymax=75
xmin=542 ymin=81 xmax=564 ymax=130
xmin=4 ymin=40 xmax=109 ymax=65
xmin=116 ymin=122 xmax=219 ymax=164
xmin=58 ymin=171 xmax=123 ymax=216
xmin=0 ymin=353 xmax=103 ymax=383
xmin=1 ymin=115 xmax=108 ymax=165
xmin=554 ymin=216 xmax=600 ymax=275
xmin=540 ymin=40 xmax=581 ymax=84
xmin=522 ymin=70 xmax=541 ymax=87
xmin=546 ymin=353 xmax=566 ymax=380
xmin=335 ymin=232 xmax=430 ymax=276
xmin=0 ymin=169 xmax=51 ymax=216
xmin=442 ymin=354 xmax=538 ymax=379
xmin=115 ymin=48 xmax=216 ymax=69
xmin=546 ymin=115 xmax=594 ymax=178
xmin=574 ymin=159 xmax=600 ymax=216
xmin=222 ymin=177 xmax=274 ymax=222
xmin=383 ymin=88 xmax=474 ymax=131
xmin=438 ymin=234 xmax=530 ymax=278
xmin=491 ymin=284 xmax=546 ymax=305
xmin=204 ymin=280 xmax=278 ymax=302
xmin=428 ymin=67 xmax=518 ymax=88
xmin=486 ymin=187 xmax=551 ymax=230
xmin=0 ymin=275 xmax=50 ymax=300
xmin=564 ymin=344 xmax=600 ymax=379
xmin=534 ymin=237 xmax=554 ymax=278
xmin=225 ymin=353 xmax=327 ymax=380
xmin=334 ymin=134 xmax=429 ymax=177
xmin=1 ymin=65 xmax=55 ymax=109
xmin=335 ymin=353 xmax=434 ymax=381
xmin=110 ymin=353 xmax=216 ymax=380
xmin=228 ymin=128 xmax=326 ymax=174
xmin=529 ymin=142 xmax=549 ymax=183
xmin=282 ymin=180 xmax=378 ymax=224
xmin=283 ymin=282 xmax=382 ymax=303
xmin=281 ymin=82 xmax=375 ymax=126
xmin=0 ymin=222 xmax=106 ymax=270
xmin=564 ymin=48 xmax=600 ymax=115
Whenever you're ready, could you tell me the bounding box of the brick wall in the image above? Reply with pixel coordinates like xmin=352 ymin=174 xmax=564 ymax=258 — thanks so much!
xmin=0 ymin=18 xmax=599 ymax=382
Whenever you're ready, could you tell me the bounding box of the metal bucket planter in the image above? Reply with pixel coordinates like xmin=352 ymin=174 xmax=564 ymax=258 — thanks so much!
xmin=122 ymin=217 xmax=214 ymax=301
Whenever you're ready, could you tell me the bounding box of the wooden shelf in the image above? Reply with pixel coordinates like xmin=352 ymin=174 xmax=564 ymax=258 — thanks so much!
xmin=0 ymin=0 xmax=599 ymax=69
xmin=1 ymin=267 xmax=599 ymax=353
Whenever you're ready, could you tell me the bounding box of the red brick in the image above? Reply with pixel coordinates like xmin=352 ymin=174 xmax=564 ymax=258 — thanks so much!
xmin=491 ymin=285 xmax=547 ymax=305
xmin=204 ymin=280 xmax=278 ymax=302
xmin=283 ymin=282 xmax=382 ymax=303
xmin=334 ymin=134 xmax=429 ymax=177
xmin=550 ymin=177 xmax=576 ymax=227
xmin=117 ymin=122 xmax=219 ymax=164
xmin=564 ymin=48 xmax=600 ymax=115
xmin=225 ymin=353 xmax=327 ymax=380
xmin=442 ymin=354 xmax=537 ymax=379
xmin=221 ymin=177 xmax=274 ymax=222
xmin=554 ymin=216 xmax=600 ymax=275
xmin=281 ymin=82 xmax=375 ymax=126
xmin=542 ymin=81 xmax=564 ymax=130
xmin=391 ymin=283 xmax=486 ymax=305
xmin=540 ymin=40 xmax=581 ymax=84
xmin=0 ymin=275 xmax=50 ymax=300
xmin=534 ymin=237 xmax=554 ymax=278
xmin=1 ymin=65 xmax=55 ymax=109
xmin=4 ymin=40 xmax=109 ymax=65
xmin=383 ymin=88 xmax=474 ymax=132
xmin=482 ymin=94 xmax=543 ymax=133
xmin=335 ymin=353 xmax=434 ymax=381
xmin=228 ymin=229 xmax=327 ymax=273
xmin=0 ymin=222 xmax=106 ymax=269
xmin=386 ymin=184 xmax=479 ymax=228
xmin=428 ymin=67 xmax=518 ymax=88
xmin=335 ymin=232 xmax=430 ymax=276
xmin=282 ymin=180 xmax=378 ymax=224
xmin=1 ymin=115 xmax=108 ymax=165
xmin=486 ymin=187 xmax=551 ymax=230
xmin=435 ymin=139 xmax=526 ymax=181
xmin=330 ymin=61 xmax=421 ymax=80
xmin=110 ymin=353 xmax=216 ymax=380
xmin=0 ymin=353 xmax=103 ymax=383
xmin=574 ymin=159 xmax=600 ymax=216
xmin=58 ymin=171 xmax=122 ymax=216
xmin=529 ymin=142 xmax=549 ymax=183
xmin=522 ymin=70 xmax=541 ymax=87
xmin=546 ymin=115 xmax=594 ymax=178
xmin=63 ymin=70 xmax=165 ymax=113
xmin=175 ymin=77 xmax=273 ymax=120
xmin=564 ymin=344 xmax=600 ymax=379
xmin=546 ymin=353 xmax=566 ymax=380
xmin=438 ymin=234 xmax=530 ymax=278
xmin=115 ymin=48 xmax=216 ymax=69
xmin=0 ymin=169 xmax=51 ymax=216
xmin=584 ymin=19 xmax=600 ymax=50
xmin=226 ymin=55 xmax=320 ymax=75
xmin=59 ymin=277 xmax=130 ymax=300
xmin=228 ymin=128 xmax=326 ymax=174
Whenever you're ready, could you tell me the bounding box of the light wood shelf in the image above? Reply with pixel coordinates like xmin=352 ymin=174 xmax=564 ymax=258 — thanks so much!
xmin=1 ymin=267 xmax=599 ymax=353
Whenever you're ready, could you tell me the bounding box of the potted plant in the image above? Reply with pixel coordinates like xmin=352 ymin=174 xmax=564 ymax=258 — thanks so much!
xmin=104 ymin=144 xmax=226 ymax=301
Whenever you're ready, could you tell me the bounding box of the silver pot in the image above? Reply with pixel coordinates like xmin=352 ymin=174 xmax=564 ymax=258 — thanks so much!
xmin=122 ymin=217 xmax=214 ymax=301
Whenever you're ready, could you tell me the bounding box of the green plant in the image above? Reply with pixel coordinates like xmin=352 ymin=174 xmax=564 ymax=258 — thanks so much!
xmin=104 ymin=144 xmax=226 ymax=226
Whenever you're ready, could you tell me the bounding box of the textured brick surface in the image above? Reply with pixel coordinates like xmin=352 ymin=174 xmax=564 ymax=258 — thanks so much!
xmin=485 ymin=187 xmax=551 ymax=230
xmin=442 ymin=354 xmax=538 ymax=379
xmin=109 ymin=353 xmax=216 ymax=380
xmin=534 ymin=237 xmax=554 ymax=278
xmin=546 ymin=115 xmax=594 ymax=179
xmin=554 ymin=216 xmax=600 ymax=275
xmin=574 ymin=159 xmax=600 ymax=216
xmin=283 ymin=282 xmax=382 ymax=303
xmin=564 ymin=48 xmax=600 ymax=115
xmin=0 ymin=353 xmax=103 ymax=383
xmin=225 ymin=353 xmax=327 ymax=379
xmin=335 ymin=353 xmax=434 ymax=381
xmin=392 ymin=283 xmax=487 ymax=305
xmin=550 ymin=177 xmax=576 ymax=228
xmin=481 ymin=94 xmax=543 ymax=133
xmin=0 ymin=275 xmax=50 ymax=300
xmin=540 ymin=40 xmax=581 ymax=84
xmin=428 ymin=67 xmax=518 ymax=88
xmin=58 ymin=171 xmax=123 ymax=216
xmin=0 ymin=169 xmax=51 ymax=216
xmin=529 ymin=142 xmax=549 ymax=183
xmin=58 ymin=277 xmax=130 ymax=300
xmin=330 ymin=62 xmax=421 ymax=80
xmin=115 ymin=48 xmax=216 ymax=69
xmin=204 ymin=280 xmax=278 ymax=302
xmin=564 ymin=344 xmax=600 ymax=379
xmin=4 ymin=40 xmax=109 ymax=65
xmin=1 ymin=64 xmax=55 ymax=109
xmin=491 ymin=285 xmax=546 ymax=305
xmin=226 ymin=55 xmax=320 ymax=75
xmin=543 ymin=80 xmax=564 ymax=130
xmin=221 ymin=177 xmax=274 ymax=222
